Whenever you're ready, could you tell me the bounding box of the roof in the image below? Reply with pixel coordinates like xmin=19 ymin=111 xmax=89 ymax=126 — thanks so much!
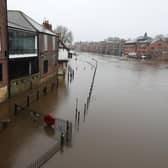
xmin=150 ymin=39 xmax=166 ymax=44
xmin=125 ymin=40 xmax=137 ymax=45
xmin=8 ymin=10 xmax=56 ymax=35
xmin=22 ymin=13 xmax=56 ymax=35
xmin=138 ymin=39 xmax=152 ymax=44
xmin=8 ymin=10 xmax=36 ymax=32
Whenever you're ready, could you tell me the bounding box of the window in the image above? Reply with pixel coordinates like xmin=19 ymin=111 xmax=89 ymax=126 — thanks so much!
xmin=43 ymin=60 xmax=48 ymax=74
xmin=9 ymin=29 xmax=36 ymax=54
xmin=52 ymin=36 xmax=56 ymax=50
xmin=0 ymin=64 xmax=3 ymax=81
xmin=44 ymin=35 xmax=48 ymax=51
xmin=9 ymin=58 xmax=38 ymax=79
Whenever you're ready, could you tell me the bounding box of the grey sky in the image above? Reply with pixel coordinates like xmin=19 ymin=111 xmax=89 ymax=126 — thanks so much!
xmin=7 ymin=0 xmax=168 ymax=41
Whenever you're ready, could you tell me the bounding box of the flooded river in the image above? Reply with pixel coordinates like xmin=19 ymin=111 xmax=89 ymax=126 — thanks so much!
xmin=1 ymin=53 xmax=168 ymax=168
xmin=43 ymin=53 xmax=168 ymax=168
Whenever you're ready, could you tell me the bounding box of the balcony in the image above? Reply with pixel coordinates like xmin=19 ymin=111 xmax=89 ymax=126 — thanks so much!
xmin=9 ymin=49 xmax=37 ymax=59
xmin=9 ymin=49 xmax=37 ymax=55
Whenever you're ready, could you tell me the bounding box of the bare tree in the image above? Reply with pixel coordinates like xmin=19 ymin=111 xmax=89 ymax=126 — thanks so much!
xmin=154 ymin=34 xmax=165 ymax=40
xmin=54 ymin=25 xmax=73 ymax=47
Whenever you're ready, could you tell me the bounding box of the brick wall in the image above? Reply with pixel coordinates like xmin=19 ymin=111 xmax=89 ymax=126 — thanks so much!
xmin=136 ymin=43 xmax=149 ymax=57
xmin=38 ymin=33 xmax=58 ymax=83
xmin=148 ymin=39 xmax=168 ymax=60
xmin=124 ymin=43 xmax=137 ymax=56
xmin=0 ymin=0 xmax=8 ymax=102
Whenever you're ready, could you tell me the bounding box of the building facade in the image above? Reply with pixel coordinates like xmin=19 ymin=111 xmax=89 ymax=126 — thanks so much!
xmin=57 ymin=38 xmax=70 ymax=76
xmin=8 ymin=11 xmax=59 ymax=96
xmin=0 ymin=0 xmax=8 ymax=103
xmin=123 ymin=41 xmax=137 ymax=58
xmin=148 ymin=39 xmax=168 ymax=60
xmin=74 ymin=39 xmax=124 ymax=56
xmin=123 ymin=33 xmax=152 ymax=58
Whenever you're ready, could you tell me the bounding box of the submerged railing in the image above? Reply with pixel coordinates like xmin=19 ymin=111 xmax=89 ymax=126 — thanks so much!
xmin=14 ymin=104 xmax=73 ymax=168
xmin=27 ymin=119 xmax=72 ymax=168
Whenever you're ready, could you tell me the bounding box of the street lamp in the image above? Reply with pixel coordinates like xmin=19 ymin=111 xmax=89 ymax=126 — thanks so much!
xmin=92 ymin=58 xmax=98 ymax=68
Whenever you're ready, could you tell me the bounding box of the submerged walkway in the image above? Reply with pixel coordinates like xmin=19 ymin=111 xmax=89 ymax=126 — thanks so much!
xmin=0 ymin=76 xmax=72 ymax=168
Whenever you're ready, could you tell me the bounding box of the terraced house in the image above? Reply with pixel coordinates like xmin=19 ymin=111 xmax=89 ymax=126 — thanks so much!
xmin=0 ymin=0 xmax=8 ymax=103
xmin=7 ymin=10 xmax=59 ymax=96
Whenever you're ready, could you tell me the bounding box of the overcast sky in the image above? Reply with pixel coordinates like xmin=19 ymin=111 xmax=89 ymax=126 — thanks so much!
xmin=7 ymin=0 xmax=168 ymax=41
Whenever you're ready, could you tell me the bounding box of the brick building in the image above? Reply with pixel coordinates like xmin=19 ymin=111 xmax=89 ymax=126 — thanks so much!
xmin=123 ymin=40 xmax=137 ymax=58
xmin=123 ymin=33 xmax=152 ymax=58
xmin=8 ymin=10 xmax=59 ymax=96
xmin=148 ymin=39 xmax=168 ymax=60
xmin=0 ymin=0 xmax=8 ymax=103
xmin=104 ymin=38 xmax=125 ymax=56
xmin=74 ymin=39 xmax=124 ymax=56
xmin=136 ymin=41 xmax=150 ymax=58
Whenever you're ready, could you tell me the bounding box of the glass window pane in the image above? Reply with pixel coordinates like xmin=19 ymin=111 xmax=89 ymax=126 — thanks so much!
xmin=9 ymin=29 xmax=36 ymax=54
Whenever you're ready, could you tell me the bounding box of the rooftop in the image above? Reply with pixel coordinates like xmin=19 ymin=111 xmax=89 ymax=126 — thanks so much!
xmin=8 ymin=10 xmax=56 ymax=35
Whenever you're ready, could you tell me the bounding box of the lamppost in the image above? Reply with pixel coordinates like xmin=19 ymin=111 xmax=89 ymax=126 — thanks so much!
xmin=92 ymin=58 xmax=98 ymax=69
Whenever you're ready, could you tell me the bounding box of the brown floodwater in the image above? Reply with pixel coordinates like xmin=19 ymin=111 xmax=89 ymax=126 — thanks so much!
xmin=1 ymin=53 xmax=168 ymax=168
xmin=43 ymin=53 xmax=168 ymax=168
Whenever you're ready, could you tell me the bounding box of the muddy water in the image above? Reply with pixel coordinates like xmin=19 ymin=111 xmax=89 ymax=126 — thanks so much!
xmin=43 ymin=53 xmax=168 ymax=168
xmin=1 ymin=53 xmax=168 ymax=168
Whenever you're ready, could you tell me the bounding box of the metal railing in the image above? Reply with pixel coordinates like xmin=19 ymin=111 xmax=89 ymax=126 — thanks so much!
xmin=9 ymin=49 xmax=37 ymax=55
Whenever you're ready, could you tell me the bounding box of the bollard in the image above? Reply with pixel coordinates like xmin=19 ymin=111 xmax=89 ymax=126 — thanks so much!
xmin=43 ymin=87 xmax=47 ymax=96
xmin=73 ymin=70 xmax=74 ymax=79
xmin=66 ymin=120 xmax=69 ymax=131
xmin=68 ymin=122 xmax=73 ymax=145
xmin=14 ymin=104 xmax=17 ymax=116
xmin=60 ymin=132 xmax=65 ymax=147
xmin=57 ymin=78 xmax=59 ymax=88
xmin=75 ymin=109 xmax=78 ymax=120
xmin=83 ymin=104 xmax=86 ymax=122
xmin=66 ymin=120 xmax=70 ymax=144
xmin=76 ymin=98 xmax=78 ymax=112
xmin=37 ymin=90 xmax=39 ymax=101
xmin=27 ymin=96 xmax=30 ymax=107
xmin=77 ymin=112 xmax=80 ymax=131
xmin=78 ymin=111 xmax=80 ymax=122
xmin=68 ymin=72 xmax=70 ymax=81
xmin=84 ymin=104 xmax=86 ymax=113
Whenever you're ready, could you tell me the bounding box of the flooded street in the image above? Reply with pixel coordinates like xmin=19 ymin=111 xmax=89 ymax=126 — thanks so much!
xmin=1 ymin=53 xmax=168 ymax=168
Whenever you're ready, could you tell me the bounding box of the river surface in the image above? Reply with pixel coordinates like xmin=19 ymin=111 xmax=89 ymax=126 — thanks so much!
xmin=43 ymin=53 xmax=168 ymax=168
xmin=1 ymin=53 xmax=168 ymax=168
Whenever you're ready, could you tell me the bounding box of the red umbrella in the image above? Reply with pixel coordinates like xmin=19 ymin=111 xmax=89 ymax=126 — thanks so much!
xmin=44 ymin=113 xmax=56 ymax=126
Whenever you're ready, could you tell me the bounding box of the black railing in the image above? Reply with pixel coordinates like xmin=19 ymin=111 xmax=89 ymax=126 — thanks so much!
xmin=9 ymin=49 xmax=37 ymax=55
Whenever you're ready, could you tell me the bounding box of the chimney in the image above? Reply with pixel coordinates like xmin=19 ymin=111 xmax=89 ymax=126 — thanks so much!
xmin=43 ymin=20 xmax=52 ymax=31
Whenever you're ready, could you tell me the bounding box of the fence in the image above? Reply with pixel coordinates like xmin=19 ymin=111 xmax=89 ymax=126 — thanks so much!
xmin=27 ymin=119 xmax=72 ymax=168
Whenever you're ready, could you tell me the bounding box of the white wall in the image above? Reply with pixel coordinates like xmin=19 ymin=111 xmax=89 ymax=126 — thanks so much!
xmin=58 ymin=48 xmax=68 ymax=60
